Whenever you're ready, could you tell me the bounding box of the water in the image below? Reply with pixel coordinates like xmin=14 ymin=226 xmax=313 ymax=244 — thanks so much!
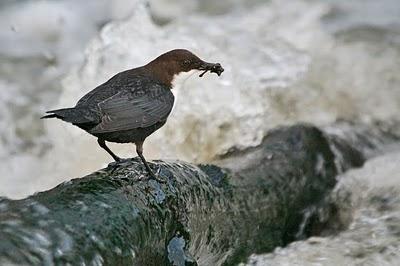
xmin=0 ymin=0 xmax=142 ymax=198
xmin=46 ymin=0 xmax=397 ymax=196
xmin=245 ymin=151 xmax=400 ymax=266
xmin=1 ymin=0 xmax=400 ymax=264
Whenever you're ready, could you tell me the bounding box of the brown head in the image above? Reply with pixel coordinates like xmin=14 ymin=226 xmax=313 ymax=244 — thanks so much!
xmin=144 ymin=49 xmax=224 ymax=86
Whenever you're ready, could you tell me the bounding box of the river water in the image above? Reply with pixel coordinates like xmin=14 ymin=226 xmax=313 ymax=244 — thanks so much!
xmin=0 ymin=0 xmax=399 ymax=264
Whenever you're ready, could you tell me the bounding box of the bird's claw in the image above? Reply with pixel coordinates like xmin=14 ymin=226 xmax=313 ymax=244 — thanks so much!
xmin=108 ymin=158 xmax=133 ymax=173
xmin=146 ymin=170 xmax=166 ymax=183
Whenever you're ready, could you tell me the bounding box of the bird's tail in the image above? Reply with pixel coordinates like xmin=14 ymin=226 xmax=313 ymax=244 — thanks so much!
xmin=41 ymin=107 xmax=94 ymax=124
xmin=41 ymin=113 xmax=59 ymax=119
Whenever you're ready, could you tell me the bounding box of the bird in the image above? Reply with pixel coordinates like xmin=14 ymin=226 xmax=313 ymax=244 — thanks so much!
xmin=41 ymin=49 xmax=224 ymax=181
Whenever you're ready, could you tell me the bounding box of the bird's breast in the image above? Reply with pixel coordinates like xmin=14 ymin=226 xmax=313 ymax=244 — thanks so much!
xmin=170 ymin=69 xmax=199 ymax=103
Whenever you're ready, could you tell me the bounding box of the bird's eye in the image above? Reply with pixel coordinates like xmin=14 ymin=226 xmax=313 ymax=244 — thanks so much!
xmin=183 ymin=60 xmax=191 ymax=66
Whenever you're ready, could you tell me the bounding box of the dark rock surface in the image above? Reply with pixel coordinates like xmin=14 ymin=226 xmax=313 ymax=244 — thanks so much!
xmin=0 ymin=123 xmax=395 ymax=266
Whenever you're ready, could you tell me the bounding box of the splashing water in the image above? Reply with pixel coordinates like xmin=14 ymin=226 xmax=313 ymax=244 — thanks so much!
xmin=0 ymin=0 xmax=399 ymax=248
xmin=246 ymin=151 xmax=400 ymax=266
xmin=1 ymin=0 xmax=400 ymax=265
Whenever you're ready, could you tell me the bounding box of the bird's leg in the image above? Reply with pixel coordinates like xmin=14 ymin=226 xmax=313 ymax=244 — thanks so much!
xmin=135 ymin=141 xmax=164 ymax=183
xmin=97 ymin=138 xmax=121 ymax=162
xmin=135 ymin=141 xmax=155 ymax=178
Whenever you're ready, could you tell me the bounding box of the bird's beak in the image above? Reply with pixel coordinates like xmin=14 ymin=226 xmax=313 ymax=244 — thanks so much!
xmin=198 ymin=62 xmax=224 ymax=77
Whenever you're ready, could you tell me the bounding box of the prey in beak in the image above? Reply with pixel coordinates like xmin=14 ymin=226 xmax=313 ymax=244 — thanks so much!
xmin=199 ymin=62 xmax=224 ymax=77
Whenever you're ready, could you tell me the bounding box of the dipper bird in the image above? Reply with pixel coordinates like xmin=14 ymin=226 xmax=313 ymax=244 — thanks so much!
xmin=42 ymin=49 xmax=224 ymax=180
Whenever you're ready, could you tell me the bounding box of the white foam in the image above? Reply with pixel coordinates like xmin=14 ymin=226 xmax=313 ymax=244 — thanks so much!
xmin=1 ymin=0 xmax=400 ymax=200
xmin=246 ymin=151 xmax=400 ymax=266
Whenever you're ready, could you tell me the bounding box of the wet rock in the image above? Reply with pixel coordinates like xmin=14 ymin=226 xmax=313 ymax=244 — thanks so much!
xmin=0 ymin=124 xmax=376 ymax=265
xmin=245 ymin=150 xmax=400 ymax=266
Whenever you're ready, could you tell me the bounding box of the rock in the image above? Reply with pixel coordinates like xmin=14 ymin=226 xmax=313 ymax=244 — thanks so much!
xmin=245 ymin=150 xmax=400 ymax=266
xmin=0 ymin=124 xmax=358 ymax=265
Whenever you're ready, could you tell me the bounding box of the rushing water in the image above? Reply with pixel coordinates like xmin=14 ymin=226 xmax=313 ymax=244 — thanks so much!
xmin=1 ymin=0 xmax=400 ymax=265
xmin=1 ymin=0 xmax=399 ymax=197
xmin=245 ymin=151 xmax=400 ymax=266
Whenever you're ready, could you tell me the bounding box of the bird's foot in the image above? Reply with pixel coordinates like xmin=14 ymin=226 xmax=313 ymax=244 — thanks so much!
xmin=108 ymin=161 xmax=121 ymax=174
xmin=139 ymin=165 xmax=165 ymax=183
xmin=108 ymin=157 xmax=131 ymax=173
xmin=108 ymin=157 xmax=121 ymax=167
xmin=147 ymin=172 xmax=166 ymax=184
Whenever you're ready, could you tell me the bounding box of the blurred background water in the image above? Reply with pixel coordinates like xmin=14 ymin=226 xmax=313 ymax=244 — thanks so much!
xmin=0 ymin=0 xmax=400 ymax=264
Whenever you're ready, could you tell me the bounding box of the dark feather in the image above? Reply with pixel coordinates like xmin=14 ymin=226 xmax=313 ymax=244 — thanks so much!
xmin=43 ymin=68 xmax=174 ymax=138
xmin=40 ymin=107 xmax=99 ymax=124
xmin=41 ymin=114 xmax=58 ymax=119
xmin=89 ymin=82 xmax=174 ymax=134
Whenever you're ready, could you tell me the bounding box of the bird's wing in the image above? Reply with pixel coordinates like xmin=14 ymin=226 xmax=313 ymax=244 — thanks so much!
xmin=76 ymin=70 xmax=136 ymax=107
xmin=89 ymin=83 xmax=174 ymax=133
